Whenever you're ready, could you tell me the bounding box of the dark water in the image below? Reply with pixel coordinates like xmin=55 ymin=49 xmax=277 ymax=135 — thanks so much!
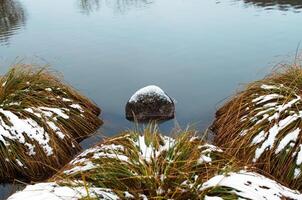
xmin=0 ymin=0 xmax=302 ymax=198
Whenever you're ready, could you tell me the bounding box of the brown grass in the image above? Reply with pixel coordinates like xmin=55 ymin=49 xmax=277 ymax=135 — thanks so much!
xmin=212 ymin=64 xmax=302 ymax=191
xmin=0 ymin=64 xmax=102 ymax=182
xmin=51 ymin=125 xmax=238 ymax=199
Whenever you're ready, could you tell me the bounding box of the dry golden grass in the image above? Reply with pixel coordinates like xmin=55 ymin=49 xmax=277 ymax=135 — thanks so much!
xmin=0 ymin=64 xmax=102 ymax=182
xmin=8 ymin=126 xmax=302 ymax=199
xmin=51 ymin=125 xmax=239 ymax=199
xmin=212 ymin=64 xmax=302 ymax=191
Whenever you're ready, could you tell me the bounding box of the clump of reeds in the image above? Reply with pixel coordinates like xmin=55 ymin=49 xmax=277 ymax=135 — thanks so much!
xmin=8 ymin=126 xmax=302 ymax=199
xmin=212 ymin=64 xmax=302 ymax=191
xmin=0 ymin=64 xmax=102 ymax=182
xmin=52 ymin=125 xmax=237 ymax=199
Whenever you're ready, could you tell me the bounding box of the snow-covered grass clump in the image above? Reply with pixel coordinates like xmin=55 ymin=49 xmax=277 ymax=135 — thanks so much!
xmin=199 ymin=170 xmax=302 ymax=200
xmin=51 ymin=126 xmax=233 ymax=199
xmin=0 ymin=65 xmax=102 ymax=182
xmin=8 ymin=126 xmax=302 ymax=199
xmin=212 ymin=65 xmax=302 ymax=191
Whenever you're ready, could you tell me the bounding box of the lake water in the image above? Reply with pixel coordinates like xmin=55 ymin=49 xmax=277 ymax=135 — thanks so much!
xmin=0 ymin=0 xmax=302 ymax=198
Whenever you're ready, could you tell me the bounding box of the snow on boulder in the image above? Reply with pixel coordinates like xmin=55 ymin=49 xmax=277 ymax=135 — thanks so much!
xmin=125 ymin=85 xmax=175 ymax=122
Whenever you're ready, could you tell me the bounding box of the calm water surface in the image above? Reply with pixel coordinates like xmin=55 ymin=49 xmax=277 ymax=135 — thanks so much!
xmin=0 ymin=0 xmax=302 ymax=198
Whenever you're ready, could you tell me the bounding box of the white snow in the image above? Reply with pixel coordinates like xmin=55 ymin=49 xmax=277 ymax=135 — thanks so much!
xmin=252 ymin=94 xmax=283 ymax=104
xmin=204 ymin=196 xmax=223 ymax=200
xmin=64 ymin=160 xmax=96 ymax=175
xmin=62 ymin=98 xmax=72 ymax=102
xmin=7 ymin=182 xmax=120 ymax=200
xmin=135 ymin=135 xmax=175 ymax=162
xmin=253 ymin=113 xmax=302 ymax=161
xmin=46 ymin=121 xmax=65 ymax=139
xmin=251 ymin=131 xmax=266 ymax=145
xmin=0 ymin=98 xmax=85 ymax=157
xmin=275 ymin=128 xmax=300 ymax=154
xmin=0 ymin=109 xmax=53 ymax=156
xmin=2 ymin=81 xmax=7 ymax=87
xmin=38 ymin=107 xmax=69 ymax=119
xmin=129 ymin=85 xmax=172 ymax=103
xmin=64 ymin=134 xmax=176 ymax=175
xmin=199 ymin=171 xmax=302 ymax=200
xmin=296 ymin=145 xmax=302 ymax=165
xmin=16 ymin=159 xmax=23 ymax=167
xmin=25 ymin=106 xmax=70 ymax=120
xmin=261 ymin=84 xmax=279 ymax=90
xmin=239 ymin=85 xmax=302 ymax=170
xmin=124 ymin=192 xmax=134 ymax=198
xmin=197 ymin=144 xmax=223 ymax=164
xmin=64 ymin=144 xmax=128 ymax=175
xmin=69 ymin=104 xmax=84 ymax=113
xmin=294 ymin=168 xmax=301 ymax=179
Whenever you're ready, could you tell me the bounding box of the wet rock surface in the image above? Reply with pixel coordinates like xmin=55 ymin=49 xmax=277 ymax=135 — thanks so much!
xmin=125 ymin=85 xmax=175 ymax=122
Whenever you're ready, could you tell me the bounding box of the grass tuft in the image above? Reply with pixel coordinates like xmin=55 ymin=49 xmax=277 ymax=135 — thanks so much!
xmin=51 ymin=125 xmax=239 ymax=199
xmin=212 ymin=63 xmax=302 ymax=191
xmin=0 ymin=64 xmax=102 ymax=182
xmin=8 ymin=126 xmax=302 ymax=199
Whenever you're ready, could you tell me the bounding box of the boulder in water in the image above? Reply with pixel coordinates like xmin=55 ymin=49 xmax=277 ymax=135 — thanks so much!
xmin=125 ymin=85 xmax=175 ymax=122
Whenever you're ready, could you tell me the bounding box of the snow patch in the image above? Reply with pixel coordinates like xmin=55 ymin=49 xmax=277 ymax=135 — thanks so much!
xmin=129 ymin=85 xmax=172 ymax=103
xmin=7 ymin=182 xmax=120 ymax=200
xmin=199 ymin=171 xmax=302 ymax=200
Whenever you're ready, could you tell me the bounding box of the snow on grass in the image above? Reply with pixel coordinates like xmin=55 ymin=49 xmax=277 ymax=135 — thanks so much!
xmin=238 ymin=84 xmax=302 ymax=172
xmin=134 ymin=135 xmax=175 ymax=162
xmin=10 ymin=130 xmax=302 ymax=200
xmin=204 ymin=196 xmax=223 ymax=200
xmin=69 ymin=104 xmax=84 ymax=112
xmin=64 ymin=134 xmax=175 ymax=175
xmin=197 ymin=144 xmax=223 ymax=164
xmin=0 ymin=108 xmax=53 ymax=156
xmin=296 ymin=144 xmax=302 ymax=165
xmin=0 ymin=97 xmax=85 ymax=156
xmin=199 ymin=171 xmax=302 ymax=200
xmin=275 ymin=128 xmax=300 ymax=154
xmin=64 ymin=143 xmax=128 ymax=175
xmin=129 ymin=85 xmax=172 ymax=103
xmin=260 ymin=84 xmax=280 ymax=90
xmin=294 ymin=168 xmax=301 ymax=179
xmin=252 ymin=94 xmax=284 ymax=104
xmin=7 ymin=182 xmax=120 ymax=200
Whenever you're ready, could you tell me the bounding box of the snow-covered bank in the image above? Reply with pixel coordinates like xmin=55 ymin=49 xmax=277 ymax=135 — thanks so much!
xmin=8 ymin=128 xmax=302 ymax=199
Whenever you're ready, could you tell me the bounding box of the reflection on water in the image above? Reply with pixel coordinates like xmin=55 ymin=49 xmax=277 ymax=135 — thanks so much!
xmin=78 ymin=0 xmax=153 ymax=14
xmin=0 ymin=0 xmax=26 ymax=46
xmin=78 ymin=0 xmax=100 ymax=14
xmin=0 ymin=183 xmax=24 ymax=200
xmin=241 ymin=0 xmax=302 ymax=11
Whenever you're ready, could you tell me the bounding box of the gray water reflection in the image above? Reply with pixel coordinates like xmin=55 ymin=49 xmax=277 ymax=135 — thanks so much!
xmin=0 ymin=184 xmax=23 ymax=200
xmin=78 ymin=0 xmax=153 ymax=14
xmin=78 ymin=0 xmax=100 ymax=14
xmin=0 ymin=0 xmax=26 ymax=46
xmin=240 ymin=0 xmax=302 ymax=11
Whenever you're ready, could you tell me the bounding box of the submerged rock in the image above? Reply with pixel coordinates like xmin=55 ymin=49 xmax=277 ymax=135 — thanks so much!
xmin=125 ymin=85 xmax=175 ymax=122
xmin=8 ymin=127 xmax=302 ymax=200
xmin=0 ymin=65 xmax=102 ymax=182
